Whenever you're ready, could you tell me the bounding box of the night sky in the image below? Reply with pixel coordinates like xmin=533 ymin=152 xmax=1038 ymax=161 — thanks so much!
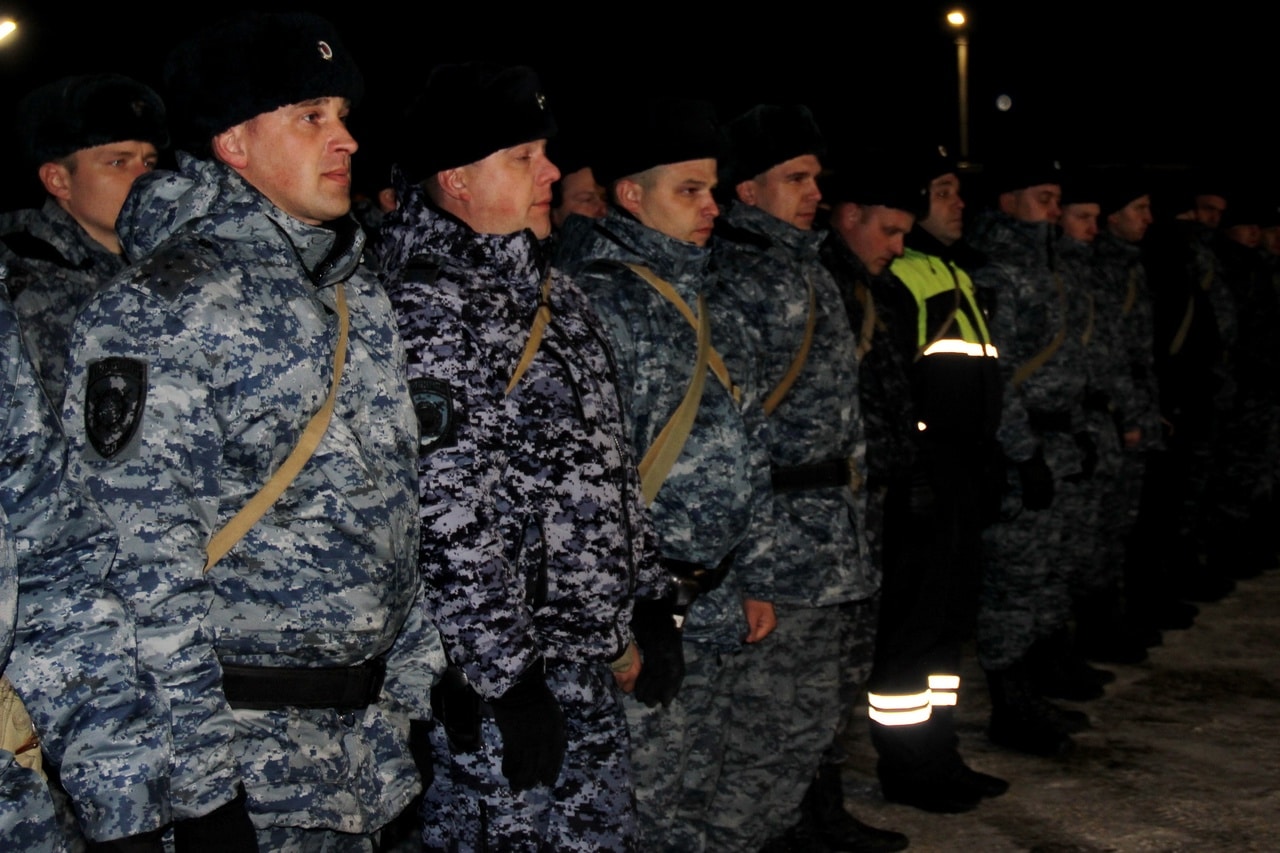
xmin=0 ymin=1 xmax=1274 ymax=206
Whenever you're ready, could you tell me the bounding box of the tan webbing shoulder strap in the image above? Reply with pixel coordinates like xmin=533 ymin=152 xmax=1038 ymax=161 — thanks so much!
xmin=624 ymin=263 xmax=738 ymax=402
xmin=637 ymin=292 xmax=712 ymax=505
xmin=763 ymin=282 xmax=817 ymax=416
xmin=918 ymin=266 xmax=963 ymax=360
xmin=1121 ymin=267 xmax=1138 ymax=316
xmin=1080 ymin=291 xmax=1096 ymax=348
xmin=0 ymin=676 xmax=43 ymax=778
xmin=205 ymin=284 xmax=349 ymax=572
xmin=854 ymin=282 xmax=876 ymax=361
xmin=1170 ymin=268 xmax=1211 ymax=356
xmin=506 ymin=274 xmax=553 ymax=395
xmin=1011 ymin=272 xmax=1067 ymax=390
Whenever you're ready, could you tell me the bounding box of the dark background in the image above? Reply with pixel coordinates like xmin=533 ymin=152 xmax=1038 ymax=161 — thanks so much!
xmin=0 ymin=1 xmax=1274 ymax=206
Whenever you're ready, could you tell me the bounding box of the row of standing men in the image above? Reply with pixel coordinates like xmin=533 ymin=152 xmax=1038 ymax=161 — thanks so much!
xmin=6 ymin=10 xmax=1274 ymax=853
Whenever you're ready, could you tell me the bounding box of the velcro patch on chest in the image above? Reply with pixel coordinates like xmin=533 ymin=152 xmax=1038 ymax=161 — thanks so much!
xmin=85 ymin=357 xmax=147 ymax=459
xmin=409 ymin=377 xmax=456 ymax=453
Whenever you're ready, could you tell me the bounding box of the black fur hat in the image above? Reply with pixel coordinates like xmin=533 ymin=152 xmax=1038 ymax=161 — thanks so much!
xmin=591 ymin=98 xmax=720 ymax=187
xmin=987 ymin=155 xmax=1064 ymax=196
xmin=1060 ymin=169 xmax=1106 ymax=208
xmin=398 ymin=63 xmax=557 ymax=182
xmin=164 ymin=12 xmax=363 ymax=153
xmin=18 ymin=74 xmax=168 ymax=168
xmin=1096 ymin=168 xmax=1150 ymax=217
xmin=724 ymin=104 xmax=826 ymax=186
xmin=824 ymin=143 xmax=957 ymax=219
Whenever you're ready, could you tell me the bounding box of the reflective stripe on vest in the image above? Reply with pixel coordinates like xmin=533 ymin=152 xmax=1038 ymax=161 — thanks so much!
xmin=921 ymin=340 xmax=1000 ymax=358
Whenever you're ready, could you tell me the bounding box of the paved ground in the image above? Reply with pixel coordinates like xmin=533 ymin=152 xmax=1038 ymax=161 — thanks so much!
xmin=839 ymin=568 xmax=1280 ymax=852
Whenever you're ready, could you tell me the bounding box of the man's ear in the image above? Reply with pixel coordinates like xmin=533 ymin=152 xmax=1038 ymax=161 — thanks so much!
xmin=613 ymin=178 xmax=643 ymax=218
xmin=436 ymin=167 xmax=470 ymax=203
xmin=736 ymin=179 xmax=757 ymax=206
xmin=39 ymin=162 xmax=72 ymax=201
xmin=997 ymin=191 xmax=1017 ymax=216
xmin=837 ymin=202 xmax=862 ymax=231
xmin=212 ymin=124 xmax=250 ymax=170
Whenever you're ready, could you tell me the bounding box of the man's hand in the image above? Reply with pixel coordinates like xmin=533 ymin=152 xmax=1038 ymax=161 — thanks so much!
xmin=612 ymin=642 xmax=641 ymax=694
xmin=742 ymin=598 xmax=777 ymax=644
xmin=1123 ymin=427 xmax=1142 ymax=450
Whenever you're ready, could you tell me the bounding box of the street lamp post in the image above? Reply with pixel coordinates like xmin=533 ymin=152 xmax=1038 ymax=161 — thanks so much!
xmin=947 ymin=10 xmax=969 ymax=162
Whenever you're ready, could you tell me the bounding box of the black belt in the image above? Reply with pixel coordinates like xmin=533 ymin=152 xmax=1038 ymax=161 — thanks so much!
xmin=664 ymin=554 xmax=733 ymax=611
xmin=771 ymin=457 xmax=859 ymax=493
xmin=221 ymin=657 xmax=386 ymax=711
xmin=1027 ymin=409 xmax=1072 ymax=433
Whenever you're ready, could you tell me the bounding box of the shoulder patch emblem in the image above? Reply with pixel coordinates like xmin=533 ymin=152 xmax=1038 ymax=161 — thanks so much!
xmin=409 ymin=377 xmax=456 ymax=453
xmin=86 ymin=358 xmax=147 ymax=459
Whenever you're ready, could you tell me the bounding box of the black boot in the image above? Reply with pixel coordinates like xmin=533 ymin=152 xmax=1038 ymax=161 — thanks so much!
xmin=986 ymin=664 xmax=1075 ymax=756
xmin=959 ymin=764 xmax=1010 ymax=798
xmin=873 ymin=713 xmax=982 ymax=814
xmin=879 ymin=771 xmax=980 ymax=814
xmin=1074 ymin=591 xmax=1151 ymax=665
xmin=1029 ymin=630 xmax=1108 ymax=701
xmin=931 ymin=707 xmax=1010 ymax=798
xmin=1170 ymin=548 xmax=1234 ymax=602
xmin=800 ymin=763 xmax=909 ymax=852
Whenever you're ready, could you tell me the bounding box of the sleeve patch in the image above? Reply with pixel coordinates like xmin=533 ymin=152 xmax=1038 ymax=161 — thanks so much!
xmin=409 ymin=377 xmax=456 ymax=453
xmin=85 ymin=357 xmax=147 ymax=459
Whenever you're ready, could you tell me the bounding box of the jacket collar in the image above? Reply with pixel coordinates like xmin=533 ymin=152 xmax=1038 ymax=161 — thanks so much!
xmin=722 ymin=200 xmax=825 ymax=260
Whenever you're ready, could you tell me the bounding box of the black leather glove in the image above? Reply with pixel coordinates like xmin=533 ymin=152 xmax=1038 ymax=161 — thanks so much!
xmin=172 ymin=785 xmax=258 ymax=852
xmin=1016 ymin=451 xmax=1055 ymax=510
xmin=631 ymin=594 xmax=686 ymax=708
xmin=489 ymin=663 xmax=566 ymax=791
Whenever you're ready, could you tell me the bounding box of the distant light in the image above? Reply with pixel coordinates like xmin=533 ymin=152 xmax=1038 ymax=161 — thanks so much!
xmin=946 ymin=10 xmax=966 ymax=27
xmin=996 ymin=94 xmax=1013 ymax=112
xmin=0 ymin=20 xmax=16 ymax=43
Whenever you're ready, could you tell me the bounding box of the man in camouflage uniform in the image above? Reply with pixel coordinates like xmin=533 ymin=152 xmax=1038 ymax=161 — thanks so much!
xmin=824 ymin=151 xmax=1008 ymax=816
xmin=703 ymin=105 xmax=894 ymax=853
xmin=1209 ymin=198 xmax=1280 ymax=579
xmin=1089 ymin=181 xmax=1192 ymax=638
xmin=549 ymin=134 xmax=608 ymax=231
xmin=554 ymin=98 xmax=776 ymax=851
xmin=970 ymin=158 xmax=1100 ymax=756
xmin=1143 ymin=181 xmax=1234 ymax=605
xmin=378 ymin=64 xmax=667 ymax=852
xmin=62 ymin=14 xmax=442 ymax=851
xmin=1 ymin=269 xmax=171 ymax=852
xmin=0 ymin=74 xmax=167 ymax=408
xmin=1059 ymin=174 xmax=1161 ymax=665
